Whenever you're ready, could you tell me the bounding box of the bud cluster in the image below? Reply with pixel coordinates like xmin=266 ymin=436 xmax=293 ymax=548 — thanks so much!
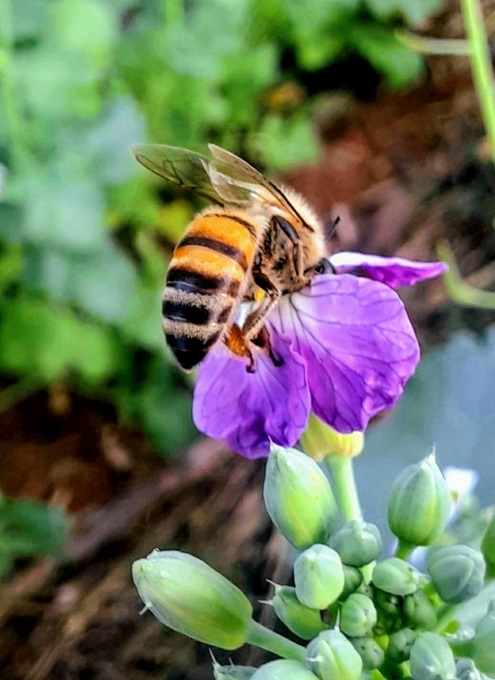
xmin=132 ymin=445 xmax=493 ymax=680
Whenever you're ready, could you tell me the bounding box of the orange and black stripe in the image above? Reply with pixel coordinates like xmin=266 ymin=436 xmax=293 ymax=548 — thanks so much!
xmin=162 ymin=212 xmax=258 ymax=369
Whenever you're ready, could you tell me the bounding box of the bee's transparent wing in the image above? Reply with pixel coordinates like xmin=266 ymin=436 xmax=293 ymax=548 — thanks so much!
xmin=208 ymin=144 xmax=306 ymax=223
xmin=132 ymin=144 xmax=227 ymax=204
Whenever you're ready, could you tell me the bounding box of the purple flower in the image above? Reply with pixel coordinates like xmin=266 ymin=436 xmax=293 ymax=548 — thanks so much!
xmin=193 ymin=253 xmax=447 ymax=459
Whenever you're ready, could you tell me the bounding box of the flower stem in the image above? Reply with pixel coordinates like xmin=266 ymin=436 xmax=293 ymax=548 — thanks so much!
xmin=434 ymin=603 xmax=460 ymax=633
xmin=460 ymin=0 xmax=495 ymax=163
xmin=246 ymin=620 xmax=306 ymax=663
xmin=395 ymin=540 xmax=414 ymax=561
xmin=325 ymin=454 xmax=363 ymax=524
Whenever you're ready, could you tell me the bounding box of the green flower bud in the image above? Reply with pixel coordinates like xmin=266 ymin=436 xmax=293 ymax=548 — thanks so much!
xmin=427 ymin=545 xmax=486 ymax=604
xmin=403 ymin=590 xmax=437 ymax=629
xmin=349 ymin=636 xmax=385 ymax=670
xmin=264 ymin=444 xmax=338 ymax=550
xmin=455 ymin=658 xmax=482 ymax=680
xmin=388 ymin=454 xmax=452 ymax=547
xmin=271 ymin=585 xmax=326 ymax=640
xmin=213 ymin=661 xmax=256 ymax=679
xmin=330 ymin=520 xmax=382 ymax=567
xmin=294 ymin=544 xmax=344 ymax=609
xmin=306 ymin=629 xmax=363 ymax=680
xmin=373 ymin=588 xmax=404 ymax=636
xmin=387 ymin=628 xmax=417 ymax=664
xmin=132 ymin=550 xmax=252 ymax=650
xmin=410 ymin=632 xmax=456 ymax=680
xmin=374 ymin=587 xmax=401 ymax=616
xmin=251 ymin=660 xmax=319 ymax=679
xmin=373 ymin=558 xmax=420 ymax=596
xmin=357 ymin=581 xmax=373 ymax=598
xmin=481 ymin=515 xmax=495 ymax=577
xmin=340 ymin=593 xmax=377 ymax=637
xmin=341 ymin=565 xmax=364 ymax=599
xmin=472 ymin=601 xmax=495 ymax=677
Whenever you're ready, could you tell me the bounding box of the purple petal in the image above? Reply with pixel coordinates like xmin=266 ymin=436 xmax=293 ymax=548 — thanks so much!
xmin=192 ymin=327 xmax=310 ymax=459
xmin=270 ymin=274 xmax=420 ymax=433
xmin=330 ymin=252 xmax=447 ymax=289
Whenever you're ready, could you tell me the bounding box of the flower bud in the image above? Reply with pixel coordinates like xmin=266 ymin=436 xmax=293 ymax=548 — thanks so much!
xmin=271 ymin=585 xmax=326 ymax=640
xmin=213 ymin=661 xmax=256 ymax=679
xmin=340 ymin=593 xmax=377 ymax=637
xmin=373 ymin=558 xmax=420 ymax=596
xmin=306 ymin=629 xmax=363 ymax=680
xmin=481 ymin=514 xmax=495 ymax=577
xmin=427 ymin=545 xmax=486 ymax=604
xmin=455 ymin=658 xmax=482 ymax=680
xmin=388 ymin=454 xmax=452 ymax=547
xmin=386 ymin=628 xmax=417 ymax=664
xmin=251 ymin=660 xmax=319 ymax=679
xmin=341 ymin=565 xmax=363 ymax=599
xmin=374 ymin=587 xmax=402 ymax=616
xmin=294 ymin=544 xmax=344 ymax=609
xmin=403 ymin=590 xmax=437 ymax=629
xmin=264 ymin=444 xmax=338 ymax=550
xmin=472 ymin=600 xmax=495 ymax=677
xmin=132 ymin=550 xmax=252 ymax=650
xmin=349 ymin=636 xmax=385 ymax=670
xmin=301 ymin=414 xmax=364 ymax=461
xmin=330 ymin=520 xmax=382 ymax=567
xmin=409 ymin=632 xmax=456 ymax=680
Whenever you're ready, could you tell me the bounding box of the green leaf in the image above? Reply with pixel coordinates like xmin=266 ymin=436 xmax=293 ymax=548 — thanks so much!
xmin=11 ymin=0 xmax=46 ymax=41
xmin=22 ymin=173 xmax=106 ymax=252
xmin=364 ymin=0 xmax=444 ymax=26
xmin=77 ymin=96 xmax=146 ymax=187
xmin=0 ymin=497 xmax=68 ymax=559
xmin=0 ymin=297 xmax=123 ymax=382
xmin=254 ymin=114 xmax=319 ymax=171
xmin=348 ymin=22 xmax=425 ymax=89
xmin=46 ymin=0 xmax=118 ymax=68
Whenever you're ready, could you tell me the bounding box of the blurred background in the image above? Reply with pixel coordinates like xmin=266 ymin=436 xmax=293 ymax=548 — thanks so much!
xmin=1 ymin=0 xmax=495 ymax=678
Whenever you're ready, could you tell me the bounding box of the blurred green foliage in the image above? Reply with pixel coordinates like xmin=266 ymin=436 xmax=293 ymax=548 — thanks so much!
xmin=0 ymin=0 xmax=444 ymax=465
xmin=0 ymin=491 xmax=68 ymax=576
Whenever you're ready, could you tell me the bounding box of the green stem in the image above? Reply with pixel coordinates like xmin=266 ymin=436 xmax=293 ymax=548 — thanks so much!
xmin=396 ymin=30 xmax=470 ymax=56
xmin=460 ymin=0 xmax=495 ymax=164
xmin=246 ymin=620 xmax=306 ymax=663
xmin=434 ymin=603 xmax=460 ymax=633
xmin=325 ymin=455 xmax=363 ymax=523
xmin=395 ymin=540 xmax=414 ymax=561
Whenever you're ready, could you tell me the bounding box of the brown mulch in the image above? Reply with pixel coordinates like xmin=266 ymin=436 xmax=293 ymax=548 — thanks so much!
xmin=3 ymin=6 xmax=495 ymax=676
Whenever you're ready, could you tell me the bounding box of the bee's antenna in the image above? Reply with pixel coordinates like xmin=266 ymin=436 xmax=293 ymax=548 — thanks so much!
xmin=328 ymin=214 xmax=341 ymax=237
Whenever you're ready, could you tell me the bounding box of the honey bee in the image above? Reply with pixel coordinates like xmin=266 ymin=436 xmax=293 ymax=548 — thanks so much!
xmin=132 ymin=143 xmax=331 ymax=370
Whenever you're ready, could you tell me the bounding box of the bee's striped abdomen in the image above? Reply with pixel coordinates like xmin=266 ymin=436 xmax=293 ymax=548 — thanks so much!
xmin=162 ymin=212 xmax=258 ymax=369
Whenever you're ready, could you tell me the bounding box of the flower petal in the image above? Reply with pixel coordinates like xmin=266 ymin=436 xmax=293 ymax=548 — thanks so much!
xmin=192 ymin=327 xmax=310 ymax=459
xmin=271 ymin=274 xmax=420 ymax=433
xmin=330 ymin=252 xmax=447 ymax=288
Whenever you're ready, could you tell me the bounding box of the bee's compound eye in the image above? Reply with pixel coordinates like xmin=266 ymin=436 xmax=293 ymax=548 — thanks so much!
xmin=313 ymin=258 xmax=334 ymax=275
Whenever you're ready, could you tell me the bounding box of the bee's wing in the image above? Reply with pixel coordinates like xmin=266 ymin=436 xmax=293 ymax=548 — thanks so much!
xmin=208 ymin=144 xmax=308 ymax=225
xmin=132 ymin=144 xmax=227 ymax=205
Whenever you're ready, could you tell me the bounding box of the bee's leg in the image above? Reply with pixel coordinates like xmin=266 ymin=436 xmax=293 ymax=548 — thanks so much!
xmin=224 ymin=324 xmax=255 ymax=372
xmin=243 ymin=272 xmax=280 ymax=341
xmin=272 ymin=215 xmax=305 ymax=283
xmin=255 ymin=326 xmax=283 ymax=366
